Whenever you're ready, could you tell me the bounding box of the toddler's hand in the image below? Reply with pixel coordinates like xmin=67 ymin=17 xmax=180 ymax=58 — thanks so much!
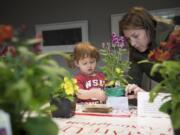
xmin=91 ymin=88 xmax=107 ymax=102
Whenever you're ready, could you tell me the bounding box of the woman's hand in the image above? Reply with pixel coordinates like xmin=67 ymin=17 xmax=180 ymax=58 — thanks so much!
xmin=125 ymin=84 xmax=144 ymax=99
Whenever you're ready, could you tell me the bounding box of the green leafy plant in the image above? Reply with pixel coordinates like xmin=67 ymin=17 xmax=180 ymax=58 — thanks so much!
xmin=148 ymin=29 xmax=180 ymax=129
xmin=149 ymin=61 xmax=180 ymax=129
xmin=0 ymin=25 xmax=71 ymax=135
xmin=100 ymin=33 xmax=131 ymax=88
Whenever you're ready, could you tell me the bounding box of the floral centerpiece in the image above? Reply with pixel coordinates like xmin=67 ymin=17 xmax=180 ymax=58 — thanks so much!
xmin=100 ymin=33 xmax=131 ymax=96
xmin=147 ymin=29 xmax=180 ymax=130
xmin=0 ymin=25 xmax=72 ymax=135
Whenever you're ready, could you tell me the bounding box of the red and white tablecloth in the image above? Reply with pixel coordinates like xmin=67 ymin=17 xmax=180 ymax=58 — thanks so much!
xmin=53 ymin=104 xmax=173 ymax=135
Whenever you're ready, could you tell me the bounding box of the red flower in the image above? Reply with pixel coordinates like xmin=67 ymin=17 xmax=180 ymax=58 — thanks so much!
xmin=148 ymin=49 xmax=171 ymax=62
xmin=0 ymin=46 xmax=16 ymax=57
xmin=148 ymin=29 xmax=180 ymax=62
xmin=0 ymin=25 xmax=13 ymax=44
xmin=0 ymin=24 xmax=42 ymax=57
xmin=168 ymin=29 xmax=180 ymax=44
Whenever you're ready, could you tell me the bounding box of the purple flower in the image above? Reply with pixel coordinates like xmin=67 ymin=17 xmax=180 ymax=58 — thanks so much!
xmin=111 ymin=33 xmax=126 ymax=48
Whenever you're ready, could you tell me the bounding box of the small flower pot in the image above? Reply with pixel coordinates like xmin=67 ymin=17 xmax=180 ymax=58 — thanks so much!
xmin=105 ymin=86 xmax=125 ymax=97
xmin=50 ymin=97 xmax=76 ymax=118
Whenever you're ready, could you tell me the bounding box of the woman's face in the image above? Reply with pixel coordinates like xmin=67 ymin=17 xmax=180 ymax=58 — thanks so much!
xmin=123 ymin=29 xmax=150 ymax=52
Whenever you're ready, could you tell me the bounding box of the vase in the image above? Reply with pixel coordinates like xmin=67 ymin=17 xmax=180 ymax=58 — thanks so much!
xmin=50 ymin=97 xmax=76 ymax=118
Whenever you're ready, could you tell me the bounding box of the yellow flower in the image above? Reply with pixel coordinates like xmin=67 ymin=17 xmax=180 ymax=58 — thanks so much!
xmin=57 ymin=77 xmax=79 ymax=98
xmin=115 ymin=68 xmax=123 ymax=74
xmin=64 ymin=77 xmax=69 ymax=82
xmin=74 ymin=85 xmax=79 ymax=91
xmin=62 ymin=77 xmax=79 ymax=95
xmin=72 ymin=78 xmax=77 ymax=84
xmin=64 ymin=79 xmax=74 ymax=95
xmin=105 ymin=80 xmax=115 ymax=87
xmin=72 ymin=78 xmax=79 ymax=91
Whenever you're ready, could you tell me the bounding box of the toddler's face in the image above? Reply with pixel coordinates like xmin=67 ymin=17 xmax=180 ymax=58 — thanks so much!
xmin=76 ymin=57 xmax=97 ymax=76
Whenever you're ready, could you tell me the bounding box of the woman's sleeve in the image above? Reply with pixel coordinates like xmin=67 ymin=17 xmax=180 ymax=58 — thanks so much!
xmin=128 ymin=61 xmax=143 ymax=87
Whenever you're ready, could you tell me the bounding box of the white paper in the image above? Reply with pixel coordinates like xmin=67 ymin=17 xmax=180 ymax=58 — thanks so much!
xmin=106 ymin=96 xmax=129 ymax=111
xmin=0 ymin=110 xmax=12 ymax=135
xmin=137 ymin=92 xmax=170 ymax=117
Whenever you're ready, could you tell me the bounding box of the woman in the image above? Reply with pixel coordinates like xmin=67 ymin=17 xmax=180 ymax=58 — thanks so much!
xmin=119 ymin=7 xmax=175 ymax=99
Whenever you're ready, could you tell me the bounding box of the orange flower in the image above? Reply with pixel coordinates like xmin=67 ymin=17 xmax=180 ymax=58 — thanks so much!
xmin=148 ymin=29 xmax=180 ymax=62
xmin=148 ymin=49 xmax=171 ymax=62
xmin=148 ymin=50 xmax=156 ymax=61
xmin=156 ymin=50 xmax=171 ymax=62
xmin=0 ymin=25 xmax=13 ymax=44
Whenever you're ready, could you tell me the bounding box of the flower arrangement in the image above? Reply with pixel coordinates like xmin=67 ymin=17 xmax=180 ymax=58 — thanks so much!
xmin=100 ymin=32 xmax=131 ymax=89
xmin=0 ymin=25 xmax=72 ymax=135
xmin=148 ymin=29 xmax=180 ymax=129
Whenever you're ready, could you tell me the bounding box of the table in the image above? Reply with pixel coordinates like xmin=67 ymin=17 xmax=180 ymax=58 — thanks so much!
xmin=53 ymin=104 xmax=173 ymax=135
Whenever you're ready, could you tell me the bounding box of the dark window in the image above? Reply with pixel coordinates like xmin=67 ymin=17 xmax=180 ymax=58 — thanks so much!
xmin=42 ymin=28 xmax=82 ymax=46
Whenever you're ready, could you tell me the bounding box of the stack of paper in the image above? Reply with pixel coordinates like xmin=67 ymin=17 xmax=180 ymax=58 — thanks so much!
xmin=137 ymin=92 xmax=170 ymax=117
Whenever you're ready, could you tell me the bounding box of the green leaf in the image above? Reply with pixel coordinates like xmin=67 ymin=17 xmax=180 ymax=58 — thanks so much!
xmin=5 ymin=79 xmax=32 ymax=107
xmin=138 ymin=59 xmax=151 ymax=64
xmin=24 ymin=117 xmax=58 ymax=135
xmin=36 ymin=51 xmax=70 ymax=60
xmin=171 ymin=103 xmax=180 ymax=129
xmin=149 ymin=82 xmax=164 ymax=102
xmin=150 ymin=63 xmax=161 ymax=76
xmin=159 ymin=100 xmax=171 ymax=113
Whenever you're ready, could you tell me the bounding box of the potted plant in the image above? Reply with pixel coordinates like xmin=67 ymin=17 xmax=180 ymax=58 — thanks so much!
xmin=147 ymin=29 xmax=180 ymax=134
xmin=100 ymin=33 xmax=131 ymax=96
xmin=50 ymin=76 xmax=78 ymax=118
xmin=0 ymin=25 xmax=71 ymax=135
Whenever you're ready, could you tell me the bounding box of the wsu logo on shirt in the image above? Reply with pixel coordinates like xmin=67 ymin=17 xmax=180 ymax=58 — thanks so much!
xmin=85 ymin=79 xmax=105 ymax=89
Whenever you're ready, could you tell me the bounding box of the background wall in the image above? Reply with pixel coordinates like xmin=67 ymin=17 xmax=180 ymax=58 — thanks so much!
xmin=1 ymin=0 xmax=180 ymax=48
xmin=1 ymin=0 xmax=180 ymax=89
